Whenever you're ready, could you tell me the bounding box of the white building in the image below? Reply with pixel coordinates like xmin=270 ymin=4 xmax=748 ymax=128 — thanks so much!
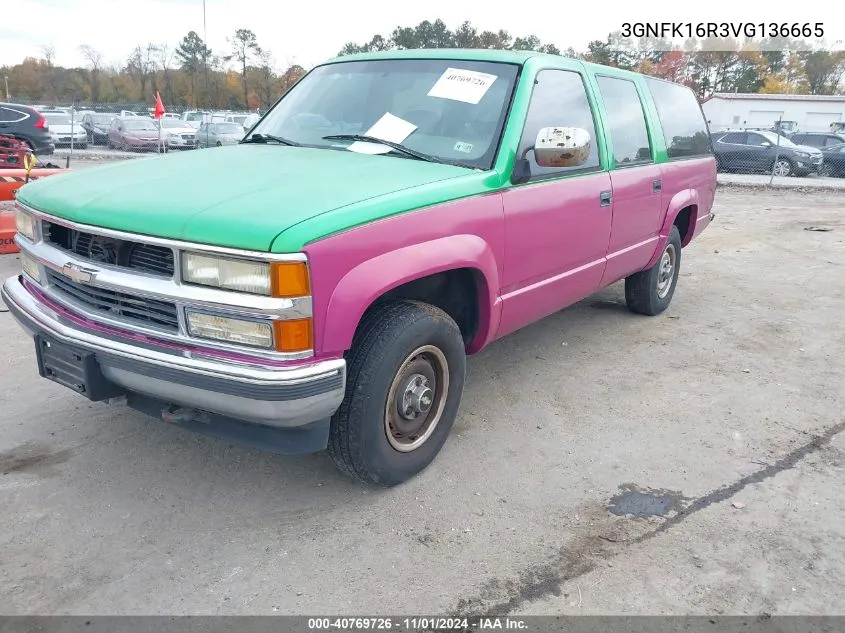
xmin=702 ymin=93 xmax=845 ymax=134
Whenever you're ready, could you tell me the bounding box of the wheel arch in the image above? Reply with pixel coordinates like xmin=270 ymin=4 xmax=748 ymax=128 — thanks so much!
xmin=644 ymin=188 xmax=700 ymax=269
xmin=318 ymin=235 xmax=501 ymax=357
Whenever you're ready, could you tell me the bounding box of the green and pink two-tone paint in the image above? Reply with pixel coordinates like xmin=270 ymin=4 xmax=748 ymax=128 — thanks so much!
xmin=4 ymin=48 xmax=716 ymax=485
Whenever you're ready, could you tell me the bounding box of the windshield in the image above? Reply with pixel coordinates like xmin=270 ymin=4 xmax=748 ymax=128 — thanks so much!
xmin=92 ymin=114 xmax=113 ymax=124
xmin=758 ymin=130 xmax=797 ymax=147
xmin=250 ymin=58 xmax=520 ymax=169
xmin=215 ymin=123 xmax=243 ymax=134
xmin=231 ymin=115 xmax=247 ymax=125
xmin=124 ymin=119 xmax=158 ymax=131
xmin=44 ymin=113 xmax=76 ymax=125
xmin=185 ymin=112 xmax=205 ymax=121
xmin=161 ymin=119 xmax=184 ymax=128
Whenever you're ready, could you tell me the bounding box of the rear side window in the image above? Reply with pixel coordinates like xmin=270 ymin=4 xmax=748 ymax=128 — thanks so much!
xmin=518 ymin=69 xmax=601 ymax=179
xmin=595 ymin=76 xmax=652 ymax=166
xmin=645 ymin=77 xmax=712 ymax=159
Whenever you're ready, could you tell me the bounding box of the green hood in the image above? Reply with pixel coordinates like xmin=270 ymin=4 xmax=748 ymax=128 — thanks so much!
xmin=16 ymin=145 xmax=482 ymax=252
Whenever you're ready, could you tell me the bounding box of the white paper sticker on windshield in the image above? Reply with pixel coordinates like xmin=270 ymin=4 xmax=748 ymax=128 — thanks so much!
xmin=427 ymin=68 xmax=498 ymax=104
xmin=348 ymin=112 xmax=418 ymax=155
xmin=454 ymin=141 xmax=474 ymax=153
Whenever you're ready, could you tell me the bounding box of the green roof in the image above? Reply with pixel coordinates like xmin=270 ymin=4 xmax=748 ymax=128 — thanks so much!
xmin=323 ymin=48 xmax=560 ymax=66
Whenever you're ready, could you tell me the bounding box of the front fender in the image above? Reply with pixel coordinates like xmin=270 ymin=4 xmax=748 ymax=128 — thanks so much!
xmin=320 ymin=234 xmax=501 ymax=355
xmin=644 ymin=188 xmax=700 ymax=270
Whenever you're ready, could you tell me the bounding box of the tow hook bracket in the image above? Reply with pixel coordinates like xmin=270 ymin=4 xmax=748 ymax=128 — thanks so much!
xmin=161 ymin=406 xmax=209 ymax=425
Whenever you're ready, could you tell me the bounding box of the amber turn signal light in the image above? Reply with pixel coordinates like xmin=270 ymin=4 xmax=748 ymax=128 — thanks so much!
xmin=270 ymin=262 xmax=310 ymax=298
xmin=273 ymin=318 xmax=313 ymax=352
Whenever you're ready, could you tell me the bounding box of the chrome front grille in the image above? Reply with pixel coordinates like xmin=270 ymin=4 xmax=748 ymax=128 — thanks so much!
xmin=46 ymin=269 xmax=179 ymax=332
xmin=44 ymin=221 xmax=175 ymax=276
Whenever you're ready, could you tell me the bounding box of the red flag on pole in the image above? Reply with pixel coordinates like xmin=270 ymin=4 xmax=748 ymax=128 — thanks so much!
xmin=153 ymin=91 xmax=165 ymax=119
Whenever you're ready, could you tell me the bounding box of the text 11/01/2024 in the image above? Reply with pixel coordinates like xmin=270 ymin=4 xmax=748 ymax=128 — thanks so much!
xmin=621 ymin=22 xmax=824 ymax=39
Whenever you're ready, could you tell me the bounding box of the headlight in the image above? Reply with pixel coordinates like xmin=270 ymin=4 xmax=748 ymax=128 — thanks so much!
xmin=181 ymin=252 xmax=309 ymax=297
xmin=186 ymin=311 xmax=273 ymax=348
xmin=20 ymin=251 xmax=40 ymax=282
xmin=795 ymin=151 xmax=809 ymax=158
xmin=15 ymin=209 xmax=36 ymax=241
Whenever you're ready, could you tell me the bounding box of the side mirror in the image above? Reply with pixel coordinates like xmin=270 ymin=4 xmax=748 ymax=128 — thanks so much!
xmin=533 ymin=126 xmax=591 ymax=168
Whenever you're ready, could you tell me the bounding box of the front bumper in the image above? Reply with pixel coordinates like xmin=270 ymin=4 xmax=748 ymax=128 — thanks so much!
xmin=51 ymin=135 xmax=88 ymax=145
xmin=1 ymin=275 xmax=346 ymax=430
xmin=167 ymin=137 xmax=198 ymax=148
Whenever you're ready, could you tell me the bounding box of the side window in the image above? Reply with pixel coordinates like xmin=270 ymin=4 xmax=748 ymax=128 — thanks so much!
xmin=596 ymin=76 xmax=652 ymax=166
xmin=825 ymin=137 xmax=842 ymax=147
xmin=0 ymin=107 xmax=12 ymax=123
xmin=720 ymin=132 xmax=747 ymax=144
xmin=645 ymin=77 xmax=712 ymax=159
xmin=747 ymin=133 xmax=770 ymax=146
xmin=518 ymin=69 xmax=600 ymax=178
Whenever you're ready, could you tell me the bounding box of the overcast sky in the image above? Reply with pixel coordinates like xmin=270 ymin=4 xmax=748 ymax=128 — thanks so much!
xmin=2 ymin=0 xmax=843 ymax=70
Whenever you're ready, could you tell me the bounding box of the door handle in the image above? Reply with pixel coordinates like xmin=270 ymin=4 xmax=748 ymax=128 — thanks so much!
xmin=599 ymin=190 xmax=612 ymax=207
xmin=653 ymin=179 xmax=662 ymax=192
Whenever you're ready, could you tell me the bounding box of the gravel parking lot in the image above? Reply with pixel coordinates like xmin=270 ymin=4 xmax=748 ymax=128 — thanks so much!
xmin=0 ymin=186 xmax=843 ymax=616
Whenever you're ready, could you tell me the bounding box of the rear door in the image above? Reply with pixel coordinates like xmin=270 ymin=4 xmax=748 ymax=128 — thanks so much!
xmin=592 ymin=74 xmax=664 ymax=284
xmin=714 ymin=132 xmax=750 ymax=170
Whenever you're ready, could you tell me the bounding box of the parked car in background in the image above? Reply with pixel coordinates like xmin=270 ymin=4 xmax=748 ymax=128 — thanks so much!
xmin=158 ymin=118 xmax=198 ymax=150
xmin=81 ymin=112 xmax=116 ymax=145
xmin=0 ymin=103 xmax=54 ymax=154
xmin=180 ymin=110 xmax=210 ymax=129
xmin=820 ymin=143 xmax=845 ymax=177
xmin=197 ymin=122 xmax=244 ymax=147
xmin=711 ymin=130 xmax=822 ymax=176
xmin=6 ymin=50 xmax=717 ymax=485
xmin=211 ymin=112 xmax=250 ymax=128
xmin=41 ymin=111 xmax=87 ymax=149
xmin=242 ymin=112 xmax=260 ymax=132
xmin=107 ymin=116 xmax=162 ymax=151
xmin=120 ymin=110 xmax=141 ymax=118
xmin=788 ymin=132 xmax=845 ymax=149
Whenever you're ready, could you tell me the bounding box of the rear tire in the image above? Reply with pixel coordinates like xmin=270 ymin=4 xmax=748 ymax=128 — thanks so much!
xmin=328 ymin=300 xmax=467 ymax=486
xmin=625 ymin=226 xmax=682 ymax=316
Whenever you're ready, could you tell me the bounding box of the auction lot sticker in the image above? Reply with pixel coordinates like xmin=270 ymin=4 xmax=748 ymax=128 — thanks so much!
xmin=428 ymin=68 xmax=498 ymax=104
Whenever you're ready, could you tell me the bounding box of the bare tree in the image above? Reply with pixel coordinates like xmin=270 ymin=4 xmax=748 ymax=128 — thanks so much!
xmin=79 ymin=44 xmax=104 ymax=102
xmin=144 ymin=43 xmax=159 ymax=94
xmin=156 ymin=43 xmax=175 ymax=104
xmin=40 ymin=44 xmax=56 ymax=67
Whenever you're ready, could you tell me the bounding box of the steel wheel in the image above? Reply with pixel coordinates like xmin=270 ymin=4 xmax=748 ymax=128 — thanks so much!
xmin=656 ymin=243 xmax=677 ymax=300
xmin=772 ymin=159 xmax=792 ymax=177
xmin=384 ymin=345 xmax=449 ymax=453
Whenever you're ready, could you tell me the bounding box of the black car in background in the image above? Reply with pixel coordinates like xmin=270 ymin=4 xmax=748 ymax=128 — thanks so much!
xmin=81 ymin=112 xmax=117 ymax=145
xmin=789 ymin=132 xmax=845 ymax=149
xmin=711 ymin=129 xmax=823 ymax=177
xmin=820 ymin=143 xmax=845 ymax=177
xmin=0 ymin=102 xmax=55 ymax=154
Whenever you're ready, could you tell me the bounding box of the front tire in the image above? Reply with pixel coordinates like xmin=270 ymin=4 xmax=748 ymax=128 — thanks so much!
xmin=772 ymin=158 xmax=793 ymax=177
xmin=625 ymin=226 xmax=682 ymax=316
xmin=328 ymin=300 xmax=467 ymax=486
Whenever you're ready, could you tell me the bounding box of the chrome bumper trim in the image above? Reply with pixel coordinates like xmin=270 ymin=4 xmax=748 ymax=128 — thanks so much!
xmin=2 ymin=276 xmax=345 ymax=427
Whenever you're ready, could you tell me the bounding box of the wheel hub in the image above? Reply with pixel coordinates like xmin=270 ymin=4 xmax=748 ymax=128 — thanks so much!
xmin=656 ymin=244 xmax=676 ymax=299
xmin=384 ymin=346 xmax=450 ymax=453
xmin=398 ymin=374 xmax=434 ymax=419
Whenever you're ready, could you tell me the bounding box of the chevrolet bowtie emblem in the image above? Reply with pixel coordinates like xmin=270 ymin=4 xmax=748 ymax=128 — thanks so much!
xmin=62 ymin=262 xmax=97 ymax=284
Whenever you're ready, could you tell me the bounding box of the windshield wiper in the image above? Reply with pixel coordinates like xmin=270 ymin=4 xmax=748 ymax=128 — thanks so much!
xmin=241 ymin=133 xmax=301 ymax=146
xmin=321 ymin=134 xmax=443 ymax=163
